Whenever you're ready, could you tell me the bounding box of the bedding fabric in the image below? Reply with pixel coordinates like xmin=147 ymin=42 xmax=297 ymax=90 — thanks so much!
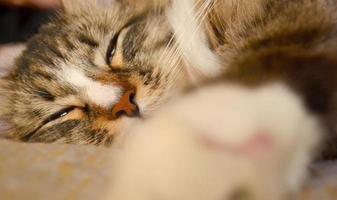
xmin=0 ymin=139 xmax=337 ymax=200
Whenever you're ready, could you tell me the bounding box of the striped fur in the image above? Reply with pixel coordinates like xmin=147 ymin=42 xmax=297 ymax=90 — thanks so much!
xmin=0 ymin=0 xmax=336 ymax=161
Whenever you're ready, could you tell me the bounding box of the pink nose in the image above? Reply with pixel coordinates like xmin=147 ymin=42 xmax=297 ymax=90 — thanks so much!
xmin=111 ymin=89 xmax=139 ymax=119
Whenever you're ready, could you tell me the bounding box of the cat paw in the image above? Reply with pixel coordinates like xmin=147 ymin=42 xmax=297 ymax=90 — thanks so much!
xmin=104 ymin=82 xmax=321 ymax=200
xmin=168 ymin=82 xmax=321 ymax=191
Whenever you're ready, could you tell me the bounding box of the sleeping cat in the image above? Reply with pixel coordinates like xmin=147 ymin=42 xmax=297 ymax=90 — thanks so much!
xmin=1 ymin=0 xmax=335 ymax=158
xmin=0 ymin=0 xmax=223 ymax=146
xmin=0 ymin=0 xmax=336 ymax=198
xmin=0 ymin=0 xmax=192 ymax=145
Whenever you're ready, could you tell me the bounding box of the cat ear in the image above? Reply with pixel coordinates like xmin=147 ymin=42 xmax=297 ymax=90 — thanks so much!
xmin=0 ymin=96 xmax=14 ymax=139
xmin=0 ymin=44 xmax=25 ymax=77
xmin=0 ymin=42 xmax=23 ymax=127
xmin=0 ymin=77 xmax=13 ymax=137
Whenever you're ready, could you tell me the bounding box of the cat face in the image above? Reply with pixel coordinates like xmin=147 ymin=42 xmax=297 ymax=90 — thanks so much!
xmin=0 ymin=0 xmax=189 ymax=145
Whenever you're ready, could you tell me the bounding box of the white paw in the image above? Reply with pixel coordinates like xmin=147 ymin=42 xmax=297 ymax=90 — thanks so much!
xmin=169 ymin=82 xmax=321 ymax=191
xmin=104 ymin=82 xmax=321 ymax=200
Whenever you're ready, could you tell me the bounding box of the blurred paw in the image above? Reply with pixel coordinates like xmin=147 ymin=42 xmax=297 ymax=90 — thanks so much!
xmin=167 ymin=82 xmax=322 ymax=191
xmin=105 ymin=82 xmax=321 ymax=200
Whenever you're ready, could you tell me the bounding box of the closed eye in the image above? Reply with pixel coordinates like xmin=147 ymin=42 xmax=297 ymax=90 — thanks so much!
xmin=105 ymin=21 xmax=139 ymax=68
xmin=106 ymin=32 xmax=121 ymax=66
xmin=42 ymin=106 xmax=77 ymax=125
xmin=105 ymin=15 xmax=145 ymax=68
xmin=22 ymin=106 xmax=77 ymax=142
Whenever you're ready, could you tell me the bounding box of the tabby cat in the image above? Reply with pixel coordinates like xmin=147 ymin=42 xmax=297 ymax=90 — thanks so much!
xmin=0 ymin=0 xmax=336 ymax=156
xmin=1 ymin=0 xmax=337 ymax=198
xmin=1 ymin=0 xmax=337 ymax=157
xmin=0 ymin=0 xmax=191 ymax=145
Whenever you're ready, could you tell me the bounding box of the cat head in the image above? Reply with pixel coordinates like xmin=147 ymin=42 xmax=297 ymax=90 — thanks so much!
xmin=0 ymin=0 xmax=195 ymax=145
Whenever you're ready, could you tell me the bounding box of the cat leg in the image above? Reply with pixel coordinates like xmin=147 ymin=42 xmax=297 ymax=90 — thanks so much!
xmin=103 ymin=82 xmax=321 ymax=200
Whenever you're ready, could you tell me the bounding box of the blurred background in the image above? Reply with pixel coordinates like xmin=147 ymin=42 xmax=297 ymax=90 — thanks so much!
xmin=0 ymin=0 xmax=61 ymax=44
xmin=0 ymin=0 xmax=61 ymax=73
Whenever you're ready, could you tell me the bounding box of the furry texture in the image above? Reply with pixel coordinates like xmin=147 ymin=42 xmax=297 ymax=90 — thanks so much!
xmin=104 ymin=83 xmax=320 ymax=200
xmin=0 ymin=0 xmax=337 ymax=198
xmin=103 ymin=1 xmax=337 ymax=198
xmin=166 ymin=0 xmax=221 ymax=78
xmin=206 ymin=0 xmax=337 ymax=159
xmin=0 ymin=0 xmax=223 ymax=145
xmin=0 ymin=0 xmax=336 ymax=158
xmin=0 ymin=0 xmax=195 ymax=145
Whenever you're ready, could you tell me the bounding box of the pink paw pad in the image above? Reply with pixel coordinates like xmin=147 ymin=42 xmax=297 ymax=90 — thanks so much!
xmin=200 ymin=132 xmax=274 ymax=156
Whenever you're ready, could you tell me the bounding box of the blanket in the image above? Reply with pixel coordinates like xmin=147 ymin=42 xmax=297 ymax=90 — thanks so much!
xmin=0 ymin=139 xmax=337 ymax=200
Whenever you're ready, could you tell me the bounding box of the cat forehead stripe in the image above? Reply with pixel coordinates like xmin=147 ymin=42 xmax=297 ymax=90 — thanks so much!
xmin=61 ymin=67 xmax=122 ymax=108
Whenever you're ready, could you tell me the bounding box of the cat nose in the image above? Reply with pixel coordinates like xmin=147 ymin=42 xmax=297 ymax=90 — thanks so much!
xmin=111 ymin=89 xmax=140 ymax=119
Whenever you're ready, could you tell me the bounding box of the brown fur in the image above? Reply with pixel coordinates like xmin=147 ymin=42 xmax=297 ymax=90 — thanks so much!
xmin=1 ymin=0 xmax=337 ymax=160
xmin=203 ymin=0 xmax=337 ymax=159
xmin=0 ymin=0 xmax=188 ymax=145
